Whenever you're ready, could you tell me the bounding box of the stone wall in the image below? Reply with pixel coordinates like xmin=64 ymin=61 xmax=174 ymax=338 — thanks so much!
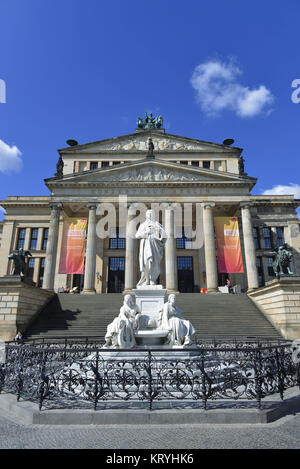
xmin=0 ymin=276 xmax=54 ymax=341
xmin=248 ymin=276 xmax=300 ymax=340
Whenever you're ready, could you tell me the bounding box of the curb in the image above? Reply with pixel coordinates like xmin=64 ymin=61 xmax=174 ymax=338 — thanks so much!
xmin=0 ymin=391 xmax=299 ymax=425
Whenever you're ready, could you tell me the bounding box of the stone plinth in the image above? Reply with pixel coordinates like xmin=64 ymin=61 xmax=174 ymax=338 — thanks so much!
xmin=134 ymin=329 xmax=170 ymax=346
xmin=133 ymin=285 xmax=167 ymax=326
xmin=0 ymin=276 xmax=54 ymax=341
xmin=248 ymin=276 xmax=300 ymax=340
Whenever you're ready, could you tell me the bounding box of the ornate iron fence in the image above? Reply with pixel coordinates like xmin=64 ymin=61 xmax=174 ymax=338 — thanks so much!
xmin=0 ymin=339 xmax=299 ymax=411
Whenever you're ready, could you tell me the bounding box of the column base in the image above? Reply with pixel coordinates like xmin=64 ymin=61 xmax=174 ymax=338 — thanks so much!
xmin=206 ymin=288 xmax=220 ymax=294
xmin=247 ymin=287 xmax=258 ymax=293
xmin=82 ymin=289 xmax=96 ymax=295
xmin=42 ymin=286 xmax=54 ymax=291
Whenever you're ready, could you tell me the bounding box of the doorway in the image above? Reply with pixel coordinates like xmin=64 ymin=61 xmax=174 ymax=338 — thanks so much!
xmin=73 ymin=274 xmax=84 ymax=292
xmin=177 ymin=256 xmax=194 ymax=292
xmin=108 ymin=257 xmax=125 ymax=293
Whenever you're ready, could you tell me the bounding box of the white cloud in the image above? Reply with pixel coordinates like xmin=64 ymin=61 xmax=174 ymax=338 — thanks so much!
xmin=0 ymin=139 xmax=22 ymax=173
xmin=262 ymin=183 xmax=300 ymax=198
xmin=191 ymin=59 xmax=274 ymax=117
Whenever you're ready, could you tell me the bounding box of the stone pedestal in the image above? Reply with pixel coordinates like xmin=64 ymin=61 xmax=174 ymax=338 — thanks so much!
xmin=0 ymin=276 xmax=54 ymax=341
xmin=133 ymin=285 xmax=167 ymax=326
xmin=248 ymin=276 xmax=300 ymax=339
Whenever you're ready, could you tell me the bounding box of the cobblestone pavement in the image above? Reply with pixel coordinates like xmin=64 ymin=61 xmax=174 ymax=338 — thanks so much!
xmin=0 ymin=411 xmax=299 ymax=449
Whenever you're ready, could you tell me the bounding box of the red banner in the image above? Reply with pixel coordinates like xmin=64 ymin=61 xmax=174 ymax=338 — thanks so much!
xmin=58 ymin=218 xmax=87 ymax=274
xmin=214 ymin=217 xmax=244 ymax=273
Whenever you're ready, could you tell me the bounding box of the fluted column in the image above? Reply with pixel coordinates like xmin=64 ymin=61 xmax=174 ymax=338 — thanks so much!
xmin=203 ymin=202 xmax=219 ymax=293
xmin=83 ymin=204 xmax=97 ymax=294
xmin=165 ymin=206 xmax=178 ymax=292
xmin=42 ymin=203 xmax=62 ymax=290
xmin=124 ymin=205 xmax=137 ymax=292
xmin=241 ymin=203 xmax=259 ymax=291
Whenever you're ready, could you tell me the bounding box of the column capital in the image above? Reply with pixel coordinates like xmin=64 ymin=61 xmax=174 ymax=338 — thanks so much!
xmin=240 ymin=201 xmax=254 ymax=210
xmin=49 ymin=202 xmax=63 ymax=212
xmin=87 ymin=203 xmax=98 ymax=211
xmin=202 ymin=201 xmax=216 ymax=210
xmin=165 ymin=206 xmax=176 ymax=214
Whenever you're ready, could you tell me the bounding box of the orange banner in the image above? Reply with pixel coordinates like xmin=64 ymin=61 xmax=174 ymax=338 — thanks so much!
xmin=214 ymin=217 xmax=244 ymax=273
xmin=58 ymin=218 xmax=87 ymax=274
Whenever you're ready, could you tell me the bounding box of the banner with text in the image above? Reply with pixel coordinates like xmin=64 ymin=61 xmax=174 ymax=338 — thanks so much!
xmin=59 ymin=218 xmax=87 ymax=274
xmin=214 ymin=217 xmax=244 ymax=273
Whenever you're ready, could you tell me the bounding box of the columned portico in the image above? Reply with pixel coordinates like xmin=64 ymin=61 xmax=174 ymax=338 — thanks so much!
xmin=42 ymin=203 xmax=62 ymax=290
xmin=203 ymin=202 xmax=219 ymax=293
xmin=83 ymin=204 xmax=97 ymax=294
xmin=241 ymin=203 xmax=259 ymax=291
xmin=165 ymin=206 xmax=178 ymax=293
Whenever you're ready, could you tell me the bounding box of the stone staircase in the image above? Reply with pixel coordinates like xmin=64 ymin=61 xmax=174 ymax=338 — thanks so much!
xmin=23 ymin=293 xmax=282 ymax=341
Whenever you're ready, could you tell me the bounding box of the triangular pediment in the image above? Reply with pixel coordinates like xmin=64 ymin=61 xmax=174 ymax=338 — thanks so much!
xmin=58 ymin=130 xmax=242 ymax=155
xmin=46 ymin=159 xmax=255 ymax=187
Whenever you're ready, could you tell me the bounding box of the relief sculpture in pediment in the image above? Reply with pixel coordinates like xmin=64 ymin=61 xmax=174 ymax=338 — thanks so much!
xmin=98 ymin=137 xmax=206 ymax=152
xmin=102 ymin=166 xmax=201 ymax=182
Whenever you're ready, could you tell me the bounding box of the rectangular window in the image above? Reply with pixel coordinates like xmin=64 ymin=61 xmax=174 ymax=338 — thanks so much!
xmin=16 ymin=228 xmax=26 ymax=250
xmin=101 ymin=161 xmax=109 ymax=167
xmin=30 ymin=228 xmax=39 ymax=250
xmin=191 ymin=161 xmax=199 ymax=167
xmin=42 ymin=228 xmax=49 ymax=251
xmin=180 ymin=161 xmax=188 ymax=165
xmin=38 ymin=258 xmax=45 ymax=287
xmin=203 ymin=161 xmax=211 ymax=169
xmin=253 ymin=227 xmax=260 ymax=250
xmin=263 ymin=228 xmax=272 ymax=249
xmin=27 ymin=258 xmax=35 ymax=280
xmin=276 ymin=227 xmax=284 ymax=247
xmin=90 ymin=162 xmax=98 ymax=170
xmin=256 ymin=257 xmax=264 ymax=286
xmin=109 ymin=227 xmax=126 ymax=249
xmin=176 ymin=229 xmax=192 ymax=249
xmin=266 ymin=257 xmax=276 ymax=279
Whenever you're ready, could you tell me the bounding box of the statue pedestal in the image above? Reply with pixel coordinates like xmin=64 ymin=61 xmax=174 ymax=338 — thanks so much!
xmin=0 ymin=276 xmax=54 ymax=341
xmin=133 ymin=285 xmax=167 ymax=326
xmin=132 ymin=285 xmax=168 ymax=345
xmin=248 ymin=276 xmax=300 ymax=340
xmin=134 ymin=329 xmax=170 ymax=346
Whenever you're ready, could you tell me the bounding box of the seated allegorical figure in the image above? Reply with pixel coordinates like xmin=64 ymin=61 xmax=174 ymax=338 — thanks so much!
xmin=103 ymin=294 xmax=141 ymax=349
xmin=158 ymin=294 xmax=196 ymax=347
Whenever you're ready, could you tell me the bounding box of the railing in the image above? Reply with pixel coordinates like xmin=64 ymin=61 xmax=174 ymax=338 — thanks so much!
xmin=0 ymin=339 xmax=299 ymax=412
xmin=16 ymin=334 xmax=289 ymax=348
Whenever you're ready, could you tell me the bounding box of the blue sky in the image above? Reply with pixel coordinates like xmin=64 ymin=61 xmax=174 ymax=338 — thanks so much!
xmin=0 ymin=0 xmax=300 ymax=215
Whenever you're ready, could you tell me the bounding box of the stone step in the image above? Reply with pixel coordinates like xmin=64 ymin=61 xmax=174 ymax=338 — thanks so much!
xmin=23 ymin=291 xmax=282 ymax=341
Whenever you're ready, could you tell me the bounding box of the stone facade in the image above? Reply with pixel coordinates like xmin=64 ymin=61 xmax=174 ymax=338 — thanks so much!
xmin=248 ymin=277 xmax=300 ymax=339
xmin=0 ymin=276 xmax=54 ymax=341
xmin=0 ymin=128 xmax=299 ymax=300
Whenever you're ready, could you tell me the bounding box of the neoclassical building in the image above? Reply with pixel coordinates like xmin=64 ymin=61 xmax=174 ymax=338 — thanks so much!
xmin=0 ymin=125 xmax=299 ymax=295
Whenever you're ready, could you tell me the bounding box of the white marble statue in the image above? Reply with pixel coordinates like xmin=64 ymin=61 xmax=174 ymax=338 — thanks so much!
xmin=158 ymin=294 xmax=196 ymax=346
xmin=136 ymin=210 xmax=167 ymax=286
xmin=103 ymin=294 xmax=141 ymax=349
